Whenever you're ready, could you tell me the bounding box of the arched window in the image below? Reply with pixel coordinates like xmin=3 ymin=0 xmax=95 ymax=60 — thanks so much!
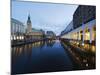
xmin=92 ymin=26 xmax=96 ymax=41
xmin=85 ymin=27 xmax=90 ymax=41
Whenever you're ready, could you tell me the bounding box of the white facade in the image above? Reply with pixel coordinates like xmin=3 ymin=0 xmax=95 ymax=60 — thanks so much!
xmin=11 ymin=18 xmax=25 ymax=40
xmin=61 ymin=19 xmax=96 ymax=43
xmin=11 ymin=18 xmax=25 ymax=34
xmin=61 ymin=21 xmax=73 ymax=35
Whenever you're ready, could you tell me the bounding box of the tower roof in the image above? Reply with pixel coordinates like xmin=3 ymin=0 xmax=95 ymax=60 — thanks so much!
xmin=27 ymin=13 xmax=31 ymax=23
xmin=28 ymin=14 xmax=30 ymax=20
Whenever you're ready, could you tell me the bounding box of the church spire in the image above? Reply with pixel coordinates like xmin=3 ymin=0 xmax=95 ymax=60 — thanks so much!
xmin=28 ymin=13 xmax=30 ymax=21
xmin=27 ymin=13 xmax=31 ymax=23
xmin=27 ymin=13 xmax=32 ymax=33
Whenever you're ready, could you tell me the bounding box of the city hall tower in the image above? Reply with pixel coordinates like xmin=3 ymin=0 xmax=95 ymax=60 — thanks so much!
xmin=26 ymin=14 xmax=32 ymax=33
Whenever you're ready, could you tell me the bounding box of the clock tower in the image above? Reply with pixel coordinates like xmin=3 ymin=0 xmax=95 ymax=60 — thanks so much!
xmin=26 ymin=14 xmax=32 ymax=33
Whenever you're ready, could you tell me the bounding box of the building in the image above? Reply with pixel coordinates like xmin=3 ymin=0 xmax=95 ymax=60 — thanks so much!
xmin=11 ymin=18 xmax=25 ymax=41
xmin=26 ymin=14 xmax=32 ymax=33
xmin=73 ymin=5 xmax=96 ymax=29
xmin=61 ymin=21 xmax=73 ymax=35
xmin=46 ymin=31 xmax=56 ymax=39
xmin=25 ymin=14 xmax=45 ymax=41
xmin=61 ymin=5 xmax=96 ymax=52
xmin=30 ymin=28 xmax=45 ymax=40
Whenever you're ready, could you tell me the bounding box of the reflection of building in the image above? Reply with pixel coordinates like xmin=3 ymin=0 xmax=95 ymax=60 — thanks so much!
xmin=11 ymin=18 xmax=25 ymax=41
xmin=61 ymin=5 xmax=96 ymax=52
xmin=46 ymin=31 xmax=56 ymax=39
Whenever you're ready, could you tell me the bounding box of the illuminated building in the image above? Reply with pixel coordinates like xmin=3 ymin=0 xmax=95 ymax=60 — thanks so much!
xmin=11 ymin=18 xmax=25 ymax=41
xmin=25 ymin=14 xmax=45 ymax=41
xmin=61 ymin=5 xmax=96 ymax=52
xmin=73 ymin=5 xmax=96 ymax=29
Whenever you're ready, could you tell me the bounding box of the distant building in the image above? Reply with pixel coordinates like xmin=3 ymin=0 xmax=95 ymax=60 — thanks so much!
xmin=11 ymin=18 xmax=25 ymax=41
xmin=26 ymin=14 xmax=32 ymax=33
xmin=30 ymin=28 xmax=45 ymax=40
xmin=46 ymin=31 xmax=56 ymax=39
xmin=25 ymin=14 xmax=45 ymax=41
xmin=61 ymin=21 xmax=73 ymax=35
xmin=73 ymin=5 xmax=96 ymax=29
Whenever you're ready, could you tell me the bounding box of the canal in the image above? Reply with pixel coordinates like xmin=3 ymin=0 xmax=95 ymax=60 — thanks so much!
xmin=11 ymin=39 xmax=95 ymax=74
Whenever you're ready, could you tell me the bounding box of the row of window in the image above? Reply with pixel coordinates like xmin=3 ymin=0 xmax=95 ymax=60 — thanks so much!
xmin=11 ymin=22 xmax=25 ymax=34
xmin=62 ymin=25 xmax=96 ymax=43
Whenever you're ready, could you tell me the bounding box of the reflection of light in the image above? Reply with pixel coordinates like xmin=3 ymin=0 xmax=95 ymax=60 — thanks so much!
xmin=76 ymin=57 xmax=79 ymax=60
xmin=86 ymin=63 xmax=88 ymax=67
xmin=83 ymin=59 xmax=87 ymax=63
xmin=19 ymin=47 xmax=22 ymax=54
xmin=56 ymin=40 xmax=59 ymax=43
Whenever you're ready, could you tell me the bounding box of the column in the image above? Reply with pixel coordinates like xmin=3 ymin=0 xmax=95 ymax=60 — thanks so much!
xmin=82 ymin=23 xmax=85 ymax=43
xmin=82 ymin=29 xmax=85 ymax=43
xmin=90 ymin=26 xmax=93 ymax=44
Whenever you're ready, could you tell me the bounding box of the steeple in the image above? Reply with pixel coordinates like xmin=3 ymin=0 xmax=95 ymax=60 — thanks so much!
xmin=26 ymin=13 xmax=32 ymax=33
xmin=27 ymin=13 xmax=31 ymax=23
xmin=28 ymin=14 xmax=30 ymax=20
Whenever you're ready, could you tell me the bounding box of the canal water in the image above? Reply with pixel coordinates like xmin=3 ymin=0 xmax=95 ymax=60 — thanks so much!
xmin=11 ymin=40 xmax=95 ymax=74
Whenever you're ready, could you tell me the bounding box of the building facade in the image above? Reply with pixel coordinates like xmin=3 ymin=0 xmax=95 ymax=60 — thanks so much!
xmin=11 ymin=18 xmax=25 ymax=41
xmin=25 ymin=14 xmax=45 ymax=41
xmin=46 ymin=31 xmax=56 ymax=39
xmin=61 ymin=21 xmax=73 ymax=35
xmin=61 ymin=5 xmax=96 ymax=52
xmin=73 ymin=5 xmax=96 ymax=29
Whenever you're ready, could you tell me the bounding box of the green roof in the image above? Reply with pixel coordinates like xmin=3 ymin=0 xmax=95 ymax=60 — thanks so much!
xmin=32 ymin=28 xmax=42 ymax=32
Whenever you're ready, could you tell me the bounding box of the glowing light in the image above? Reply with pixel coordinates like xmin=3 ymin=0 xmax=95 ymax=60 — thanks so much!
xmin=17 ymin=36 xmax=19 ymax=39
xmin=82 ymin=43 xmax=84 ymax=46
xmin=20 ymin=36 xmax=22 ymax=40
xmin=85 ymin=32 xmax=89 ymax=36
xmin=14 ymin=36 xmax=16 ymax=40
xmin=77 ymin=42 xmax=79 ymax=45
xmin=92 ymin=46 xmax=96 ymax=52
xmin=86 ymin=63 xmax=88 ymax=67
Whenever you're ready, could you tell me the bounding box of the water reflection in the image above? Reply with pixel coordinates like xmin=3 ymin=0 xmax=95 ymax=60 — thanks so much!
xmin=46 ymin=40 xmax=55 ymax=47
xmin=61 ymin=40 xmax=95 ymax=69
xmin=11 ymin=40 xmax=95 ymax=74
xmin=12 ymin=40 xmax=55 ymax=64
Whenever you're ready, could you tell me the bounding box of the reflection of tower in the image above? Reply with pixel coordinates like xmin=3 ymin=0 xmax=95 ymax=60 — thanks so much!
xmin=26 ymin=14 xmax=32 ymax=33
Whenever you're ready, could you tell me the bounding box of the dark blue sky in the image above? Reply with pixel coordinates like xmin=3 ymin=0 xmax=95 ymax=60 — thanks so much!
xmin=12 ymin=1 xmax=78 ymax=35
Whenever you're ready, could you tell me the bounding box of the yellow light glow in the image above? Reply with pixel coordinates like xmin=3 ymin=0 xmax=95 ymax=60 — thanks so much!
xmin=92 ymin=46 xmax=96 ymax=52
